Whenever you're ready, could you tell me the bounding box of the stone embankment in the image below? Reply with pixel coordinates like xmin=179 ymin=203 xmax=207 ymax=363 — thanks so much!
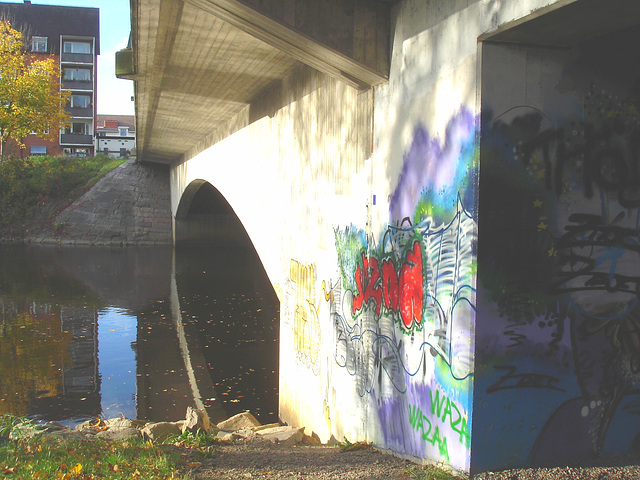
xmin=33 ymin=159 xmax=173 ymax=246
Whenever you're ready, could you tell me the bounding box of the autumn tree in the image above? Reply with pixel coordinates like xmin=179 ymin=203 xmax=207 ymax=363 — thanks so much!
xmin=0 ymin=20 xmax=70 ymax=158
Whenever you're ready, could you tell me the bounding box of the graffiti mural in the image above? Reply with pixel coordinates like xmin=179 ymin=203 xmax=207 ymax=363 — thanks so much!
xmin=330 ymin=107 xmax=478 ymax=469
xmin=476 ymin=31 xmax=640 ymax=470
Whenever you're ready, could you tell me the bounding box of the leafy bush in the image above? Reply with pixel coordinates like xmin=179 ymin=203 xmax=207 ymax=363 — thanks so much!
xmin=0 ymin=154 xmax=125 ymax=231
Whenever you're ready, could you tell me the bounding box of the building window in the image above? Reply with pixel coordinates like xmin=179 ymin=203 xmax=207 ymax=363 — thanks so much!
xmin=66 ymin=123 xmax=88 ymax=135
xmin=119 ymin=128 xmax=128 ymax=136
xmin=31 ymin=36 xmax=47 ymax=53
xmin=63 ymin=68 xmax=91 ymax=82
xmin=30 ymin=146 xmax=46 ymax=155
xmin=63 ymin=41 xmax=91 ymax=54
xmin=70 ymin=95 xmax=91 ymax=108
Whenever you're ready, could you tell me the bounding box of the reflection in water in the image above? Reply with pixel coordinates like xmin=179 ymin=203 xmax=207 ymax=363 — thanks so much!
xmin=174 ymin=247 xmax=279 ymax=422
xmin=0 ymin=245 xmax=279 ymax=425
xmin=0 ymin=304 xmax=74 ymax=417
xmin=99 ymin=308 xmax=136 ymax=419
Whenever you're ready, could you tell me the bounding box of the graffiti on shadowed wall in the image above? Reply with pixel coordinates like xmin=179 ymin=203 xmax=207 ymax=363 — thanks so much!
xmin=331 ymin=107 xmax=477 ymax=469
xmin=477 ymin=71 xmax=640 ymax=467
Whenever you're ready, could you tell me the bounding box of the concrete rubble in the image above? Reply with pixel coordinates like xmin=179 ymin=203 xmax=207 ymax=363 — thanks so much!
xmin=9 ymin=409 xmax=313 ymax=448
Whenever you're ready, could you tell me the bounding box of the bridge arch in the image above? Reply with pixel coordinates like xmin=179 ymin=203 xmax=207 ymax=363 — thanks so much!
xmin=174 ymin=179 xmax=253 ymax=248
xmin=173 ymin=178 xmax=280 ymax=422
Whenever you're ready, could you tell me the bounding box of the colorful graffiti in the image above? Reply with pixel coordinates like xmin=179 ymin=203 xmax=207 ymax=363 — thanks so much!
xmin=334 ymin=198 xmax=476 ymax=385
xmin=476 ymin=47 xmax=640 ymax=469
xmin=330 ymin=107 xmax=477 ymax=469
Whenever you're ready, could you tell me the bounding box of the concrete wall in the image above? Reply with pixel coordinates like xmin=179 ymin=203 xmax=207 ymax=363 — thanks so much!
xmin=475 ymin=24 xmax=640 ymax=471
xmin=169 ymin=0 xmax=639 ymax=473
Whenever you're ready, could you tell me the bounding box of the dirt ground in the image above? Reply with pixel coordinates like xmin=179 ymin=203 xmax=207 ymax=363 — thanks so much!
xmin=190 ymin=437 xmax=640 ymax=480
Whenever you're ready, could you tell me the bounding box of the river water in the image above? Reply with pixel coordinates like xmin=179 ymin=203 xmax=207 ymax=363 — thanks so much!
xmin=0 ymin=245 xmax=279 ymax=426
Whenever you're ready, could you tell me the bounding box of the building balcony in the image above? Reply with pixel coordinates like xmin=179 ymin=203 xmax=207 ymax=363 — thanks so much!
xmin=60 ymin=133 xmax=93 ymax=145
xmin=62 ymin=80 xmax=93 ymax=91
xmin=61 ymin=52 xmax=94 ymax=64
xmin=67 ymin=106 xmax=93 ymax=118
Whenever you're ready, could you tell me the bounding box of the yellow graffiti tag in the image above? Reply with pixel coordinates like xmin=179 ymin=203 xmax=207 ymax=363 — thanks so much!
xmin=290 ymin=259 xmax=320 ymax=363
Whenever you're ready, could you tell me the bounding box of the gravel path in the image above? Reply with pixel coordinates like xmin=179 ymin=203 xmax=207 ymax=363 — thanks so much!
xmin=190 ymin=438 xmax=640 ymax=480
xmin=192 ymin=439 xmax=431 ymax=480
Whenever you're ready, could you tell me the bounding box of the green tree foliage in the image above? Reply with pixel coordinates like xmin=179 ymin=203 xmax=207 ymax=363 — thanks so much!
xmin=0 ymin=21 xmax=70 ymax=157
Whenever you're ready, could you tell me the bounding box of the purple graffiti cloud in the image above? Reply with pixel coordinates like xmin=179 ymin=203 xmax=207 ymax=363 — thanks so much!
xmin=390 ymin=107 xmax=476 ymax=222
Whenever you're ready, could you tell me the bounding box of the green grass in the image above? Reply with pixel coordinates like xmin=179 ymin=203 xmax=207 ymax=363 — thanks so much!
xmin=0 ymin=154 xmax=126 ymax=237
xmin=0 ymin=415 xmax=213 ymax=480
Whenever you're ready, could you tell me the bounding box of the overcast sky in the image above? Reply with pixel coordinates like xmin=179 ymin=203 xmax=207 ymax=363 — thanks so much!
xmin=0 ymin=0 xmax=134 ymax=115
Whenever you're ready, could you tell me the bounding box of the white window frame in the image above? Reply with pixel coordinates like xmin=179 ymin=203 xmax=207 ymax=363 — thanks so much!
xmin=30 ymin=146 xmax=47 ymax=155
xmin=31 ymin=36 xmax=47 ymax=53
xmin=63 ymin=67 xmax=91 ymax=82
xmin=70 ymin=94 xmax=91 ymax=108
xmin=63 ymin=41 xmax=91 ymax=54
xmin=67 ymin=122 xmax=89 ymax=135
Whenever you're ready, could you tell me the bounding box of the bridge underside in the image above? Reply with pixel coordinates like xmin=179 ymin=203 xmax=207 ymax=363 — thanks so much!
xmin=120 ymin=0 xmax=393 ymax=165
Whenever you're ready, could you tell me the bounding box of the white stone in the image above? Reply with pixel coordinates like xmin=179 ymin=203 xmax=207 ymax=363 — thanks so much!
xmin=257 ymin=426 xmax=305 ymax=447
xmin=216 ymin=412 xmax=260 ymax=431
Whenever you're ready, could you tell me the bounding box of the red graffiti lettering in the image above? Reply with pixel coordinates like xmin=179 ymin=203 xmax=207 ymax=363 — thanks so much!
xmin=352 ymin=254 xmax=366 ymax=314
xmin=351 ymin=242 xmax=424 ymax=329
xmin=399 ymin=242 xmax=423 ymax=329
xmin=352 ymin=254 xmax=382 ymax=315
xmin=381 ymin=258 xmax=399 ymax=311
xmin=364 ymin=256 xmax=382 ymax=315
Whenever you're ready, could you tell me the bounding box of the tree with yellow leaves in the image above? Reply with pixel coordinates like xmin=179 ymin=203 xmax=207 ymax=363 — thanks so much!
xmin=0 ymin=20 xmax=70 ymax=158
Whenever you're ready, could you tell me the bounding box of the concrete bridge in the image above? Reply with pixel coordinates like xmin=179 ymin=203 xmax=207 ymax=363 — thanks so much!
xmin=118 ymin=0 xmax=640 ymax=473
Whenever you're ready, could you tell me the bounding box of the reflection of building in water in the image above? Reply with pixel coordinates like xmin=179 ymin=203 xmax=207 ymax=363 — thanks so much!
xmin=31 ymin=306 xmax=101 ymax=420
xmin=0 ymin=300 xmax=70 ymax=416
xmin=61 ymin=306 xmax=101 ymax=416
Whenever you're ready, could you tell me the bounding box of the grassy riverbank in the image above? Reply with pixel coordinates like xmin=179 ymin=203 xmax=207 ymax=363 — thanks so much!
xmin=0 ymin=155 xmax=126 ymax=241
xmin=0 ymin=415 xmax=214 ymax=480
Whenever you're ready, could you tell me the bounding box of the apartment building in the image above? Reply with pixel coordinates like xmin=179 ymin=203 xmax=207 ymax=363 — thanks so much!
xmin=0 ymin=1 xmax=99 ymax=157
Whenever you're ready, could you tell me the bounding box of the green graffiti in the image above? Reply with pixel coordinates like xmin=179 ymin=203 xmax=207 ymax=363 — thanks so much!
xmin=408 ymin=404 xmax=450 ymax=462
xmin=429 ymin=388 xmax=470 ymax=447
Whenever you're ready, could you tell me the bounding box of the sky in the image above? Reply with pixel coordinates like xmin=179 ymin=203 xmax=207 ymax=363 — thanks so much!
xmin=0 ymin=0 xmax=135 ymax=115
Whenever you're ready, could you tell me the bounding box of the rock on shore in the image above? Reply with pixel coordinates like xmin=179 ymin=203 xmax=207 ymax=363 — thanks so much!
xmin=24 ymin=407 xmax=310 ymax=448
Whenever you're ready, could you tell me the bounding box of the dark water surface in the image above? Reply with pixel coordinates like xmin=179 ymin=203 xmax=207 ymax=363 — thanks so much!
xmin=0 ymin=245 xmax=279 ymax=426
